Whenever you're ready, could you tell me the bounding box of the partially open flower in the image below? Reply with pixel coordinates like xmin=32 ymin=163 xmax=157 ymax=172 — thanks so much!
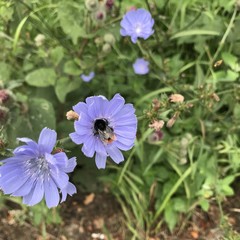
xmin=169 ymin=94 xmax=184 ymax=103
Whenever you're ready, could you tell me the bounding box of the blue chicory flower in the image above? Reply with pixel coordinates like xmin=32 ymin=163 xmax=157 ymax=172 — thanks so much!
xmin=81 ymin=71 xmax=95 ymax=82
xmin=69 ymin=93 xmax=137 ymax=169
xmin=133 ymin=58 xmax=149 ymax=75
xmin=120 ymin=8 xmax=154 ymax=43
xmin=0 ymin=128 xmax=77 ymax=208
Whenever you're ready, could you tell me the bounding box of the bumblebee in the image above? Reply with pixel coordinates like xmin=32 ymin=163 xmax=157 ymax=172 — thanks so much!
xmin=94 ymin=118 xmax=116 ymax=144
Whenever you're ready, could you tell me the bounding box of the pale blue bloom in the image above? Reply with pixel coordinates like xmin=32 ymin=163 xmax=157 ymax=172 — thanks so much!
xmin=0 ymin=128 xmax=77 ymax=208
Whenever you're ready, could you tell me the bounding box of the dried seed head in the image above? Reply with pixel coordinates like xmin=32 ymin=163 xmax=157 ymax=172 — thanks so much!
xmin=66 ymin=110 xmax=79 ymax=120
xmin=166 ymin=112 xmax=180 ymax=128
xmin=169 ymin=94 xmax=184 ymax=103
xmin=149 ymin=120 xmax=165 ymax=131
xmin=211 ymin=93 xmax=220 ymax=102
xmin=152 ymin=98 xmax=160 ymax=111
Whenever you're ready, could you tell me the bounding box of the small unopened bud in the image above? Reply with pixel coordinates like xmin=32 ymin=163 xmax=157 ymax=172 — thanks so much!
xmin=211 ymin=93 xmax=220 ymax=102
xmin=85 ymin=0 xmax=99 ymax=11
xmin=166 ymin=112 xmax=179 ymax=128
xmin=149 ymin=120 xmax=165 ymax=131
xmin=152 ymin=98 xmax=160 ymax=111
xmin=102 ymin=43 xmax=111 ymax=53
xmin=148 ymin=130 xmax=163 ymax=143
xmin=92 ymin=7 xmax=106 ymax=22
xmin=106 ymin=0 xmax=114 ymax=10
xmin=66 ymin=110 xmax=79 ymax=120
xmin=0 ymin=89 xmax=10 ymax=104
xmin=169 ymin=94 xmax=184 ymax=103
xmin=34 ymin=34 xmax=45 ymax=47
xmin=103 ymin=33 xmax=116 ymax=45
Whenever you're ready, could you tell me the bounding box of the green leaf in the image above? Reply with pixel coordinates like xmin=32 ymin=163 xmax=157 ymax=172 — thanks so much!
xmin=55 ymin=77 xmax=80 ymax=103
xmin=173 ymin=198 xmax=188 ymax=213
xmin=50 ymin=46 xmax=64 ymax=66
xmin=171 ymin=30 xmax=220 ymax=39
xmin=0 ymin=62 xmax=11 ymax=81
xmin=199 ymin=198 xmax=210 ymax=212
xmin=222 ymin=52 xmax=240 ymax=72
xmin=64 ymin=60 xmax=82 ymax=76
xmin=164 ymin=203 xmax=178 ymax=232
xmin=29 ymin=98 xmax=56 ymax=132
xmin=25 ymin=68 xmax=56 ymax=87
xmin=57 ymin=2 xmax=86 ymax=44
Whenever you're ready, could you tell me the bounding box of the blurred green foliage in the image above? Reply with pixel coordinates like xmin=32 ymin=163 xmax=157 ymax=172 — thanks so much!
xmin=0 ymin=0 xmax=240 ymax=238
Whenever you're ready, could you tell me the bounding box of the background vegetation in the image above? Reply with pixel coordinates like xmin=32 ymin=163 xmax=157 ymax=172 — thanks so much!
xmin=0 ymin=0 xmax=240 ymax=239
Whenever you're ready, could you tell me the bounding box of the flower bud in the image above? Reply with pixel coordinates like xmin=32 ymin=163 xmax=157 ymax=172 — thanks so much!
xmin=85 ymin=0 xmax=99 ymax=11
xmin=106 ymin=0 xmax=114 ymax=10
xmin=91 ymin=7 xmax=106 ymax=22
xmin=148 ymin=130 xmax=163 ymax=143
xmin=34 ymin=34 xmax=45 ymax=47
xmin=102 ymin=43 xmax=111 ymax=53
xmin=0 ymin=89 xmax=10 ymax=104
xmin=66 ymin=110 xmax=79 ymax=120
xmin=103 ymin=33 xmax=116 ymax=45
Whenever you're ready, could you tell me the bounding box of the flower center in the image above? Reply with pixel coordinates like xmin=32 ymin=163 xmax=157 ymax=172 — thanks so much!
xmin=93 ymin=118 xmax=116 ymax=144
xmin=135 ymin=23 xmax=142 ymax=34
xmin=25 ymin=156 xmax=50 ymax=180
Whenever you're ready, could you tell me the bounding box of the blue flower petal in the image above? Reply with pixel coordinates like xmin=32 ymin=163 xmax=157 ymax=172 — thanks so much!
xmin=61 ymin=182 xmax=76 ymax=203
xmin=95 ymin=153 xmax=107 ymax=169
xmin=44 ymin=178 xmax=60 ymax=208
xmin=106 ymin=145 xmax=124 ymax=164
xmin=38 ymin=128 xmax=57 ymax=154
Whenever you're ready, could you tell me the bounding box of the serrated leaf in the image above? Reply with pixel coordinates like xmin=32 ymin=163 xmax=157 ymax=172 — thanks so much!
xmin=64 ymin=61 xmax=82 ymax=76
xmin=25 ymin=68 xmax=56 ymax=87
xmin=55 ymin=77 xmax=80 ymax=103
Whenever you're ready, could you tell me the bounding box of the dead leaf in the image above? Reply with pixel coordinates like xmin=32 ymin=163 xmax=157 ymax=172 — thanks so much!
xmin=84 ymin=193 xmax=95 ymax=205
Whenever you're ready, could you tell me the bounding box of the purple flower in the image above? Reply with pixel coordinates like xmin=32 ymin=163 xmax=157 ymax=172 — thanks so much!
xmin=133 ymin=58 xmax=149 ymax=75
xmin=0 ymin=128 xmax=77 ymax=208
xmin=120 ymin=8 xmax=154 ymax=43
xmin=81 ymin=71 xmax=95 ymax=82
xmin=69 ymin=94 xmax=137 ymax=169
